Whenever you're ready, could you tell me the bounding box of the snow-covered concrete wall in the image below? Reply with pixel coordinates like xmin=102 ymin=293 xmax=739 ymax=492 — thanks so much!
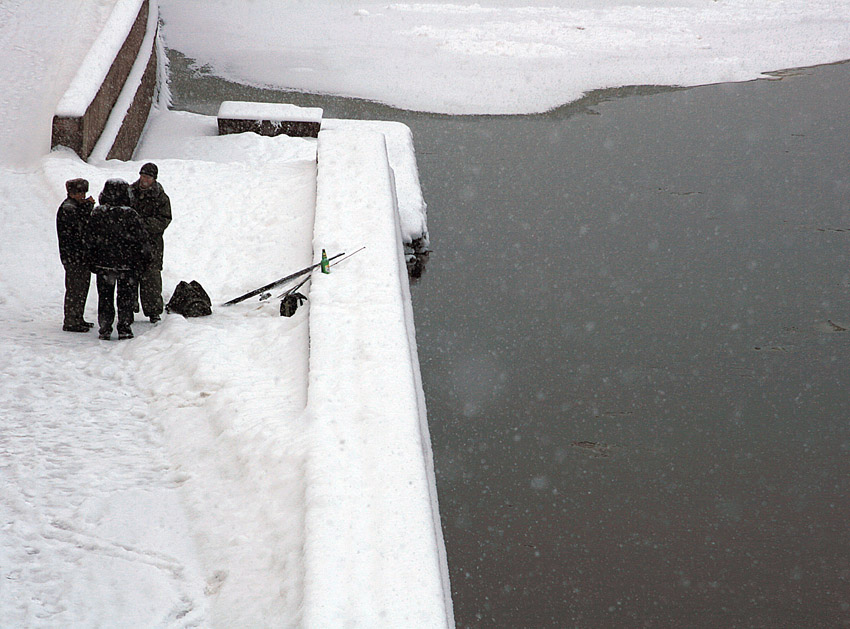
xmin=51 ymin=0 xmax=157 ymax=161
xmin=304 ymin=128 xmax=453 ymax=627
xmin=323 ymin=119 xmax=428 ymax=246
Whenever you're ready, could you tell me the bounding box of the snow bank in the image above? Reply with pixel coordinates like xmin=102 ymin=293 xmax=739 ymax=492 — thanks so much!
xmin=108 ymin=120 xmax=319 ymax=624
xmin=302 ymin=128 xmax=452 ymax=627
xmin=158 ymin=0 xmax=850 ymax=115
xmin=324 ymin=118 xmax=428 ymax=245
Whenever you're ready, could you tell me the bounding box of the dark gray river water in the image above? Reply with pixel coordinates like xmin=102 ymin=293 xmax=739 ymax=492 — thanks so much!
xmin=167 ymin=53 xmax=850 ymax=628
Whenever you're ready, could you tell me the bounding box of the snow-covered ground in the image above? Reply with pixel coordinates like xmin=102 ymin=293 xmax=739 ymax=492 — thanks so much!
xmin=2 ymin=0 xmax=850 ymax=625
xmin=1 ymin=107 xmax=448 ymax=624
xmin=0 ymin=0 xmax=118 ymax=168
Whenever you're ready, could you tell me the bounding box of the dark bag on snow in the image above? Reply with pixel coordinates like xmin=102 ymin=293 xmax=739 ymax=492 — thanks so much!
xmin=279 ymin=291 xmax=307 ymax=317
xmin=166 ymin=280 xmax=212 ymax=317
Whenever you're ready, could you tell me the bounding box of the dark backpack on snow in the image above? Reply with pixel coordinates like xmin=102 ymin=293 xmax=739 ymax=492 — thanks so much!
xmin=166 ymin=280 xmax=212 ymax=317
xmin=280 ymin=291 xmax=307 ymax=317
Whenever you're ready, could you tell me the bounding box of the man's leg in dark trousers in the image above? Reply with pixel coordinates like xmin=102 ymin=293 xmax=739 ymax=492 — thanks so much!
xmin=116 ymin=272 xmax=139 ymax=336
xmin=139 ymin=265 xmax=163 ymax=319
xmin=96 ymin=272 xmax=117 ymax=337
xmin=63 ymin=263 xmax=91 ymax=326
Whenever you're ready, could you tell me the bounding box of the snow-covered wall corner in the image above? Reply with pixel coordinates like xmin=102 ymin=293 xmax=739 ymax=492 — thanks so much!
xmin=324 ymin=119 xmax=428 ymax=246
xmin=51 ymin=0 xmax=156 ymax=161
xmin=303 ymin=128 xmax=453 ymax=627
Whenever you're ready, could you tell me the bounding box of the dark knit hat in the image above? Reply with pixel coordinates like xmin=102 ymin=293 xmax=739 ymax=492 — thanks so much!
xmin=65 ymin=178 xmax=89 ymax=195
xmin=139 ymin=162 xmax=158 ymax=179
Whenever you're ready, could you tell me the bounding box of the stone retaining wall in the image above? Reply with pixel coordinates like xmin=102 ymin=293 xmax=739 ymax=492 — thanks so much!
xmin=107 ymin=37 xmax=158 ymax=160
xmin=51 ymin=0 xmax=154 ymax=161
xmin=217 ymin=118 xmax=321 ymax=138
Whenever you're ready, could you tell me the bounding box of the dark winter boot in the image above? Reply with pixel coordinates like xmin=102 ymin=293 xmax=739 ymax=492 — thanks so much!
xmin=63 ymin=322 xmax=90 ymax=333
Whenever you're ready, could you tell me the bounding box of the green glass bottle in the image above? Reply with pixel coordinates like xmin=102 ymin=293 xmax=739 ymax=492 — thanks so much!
xmin=320 ymin=248 xmax=330 ymax=274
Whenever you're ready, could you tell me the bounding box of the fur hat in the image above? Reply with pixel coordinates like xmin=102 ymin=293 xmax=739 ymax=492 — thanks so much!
xmin=139 ymin=162 xmax=158 ymax=179
xmin=65 ymin=178 xmax=89 ymax=195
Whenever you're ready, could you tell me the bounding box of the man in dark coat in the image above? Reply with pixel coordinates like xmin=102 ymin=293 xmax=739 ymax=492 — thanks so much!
xmin=130 ymin=162 xmax=171 ymax=323
xmin=56 ymin=178 xmax=95 ymax=332
xmin=88 ymin=179 xmax=151 ymax=340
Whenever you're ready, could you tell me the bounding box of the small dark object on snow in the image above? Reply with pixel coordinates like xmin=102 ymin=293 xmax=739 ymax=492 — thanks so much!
xmin=166 ymin=280 xmax=212 ymax=317
xmin=280 ymin=292 xmax=307 ymax=317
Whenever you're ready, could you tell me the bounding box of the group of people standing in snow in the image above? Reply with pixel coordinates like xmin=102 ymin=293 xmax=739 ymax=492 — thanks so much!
xmin=56 ymin=163 xmax=171 ymax=340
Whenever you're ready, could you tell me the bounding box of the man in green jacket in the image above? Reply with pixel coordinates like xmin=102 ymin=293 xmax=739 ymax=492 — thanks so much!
xmin=131 ymin=162 xmax=171 ymax=323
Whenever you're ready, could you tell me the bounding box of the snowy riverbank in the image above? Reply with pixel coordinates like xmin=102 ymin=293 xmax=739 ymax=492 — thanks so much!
xmin=2 ymin=0 xmax=452 ymax=622
xmin=3 ymin=0 xmax=850 ymax=625
xmin=0 ymin=106 xmax=450 ymax=625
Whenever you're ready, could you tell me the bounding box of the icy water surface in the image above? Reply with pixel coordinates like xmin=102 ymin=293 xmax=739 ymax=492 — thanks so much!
xmin=167 ymin=53 xmax=850 ymax=627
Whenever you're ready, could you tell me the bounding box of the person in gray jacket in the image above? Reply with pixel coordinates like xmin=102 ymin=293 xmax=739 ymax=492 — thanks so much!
xmin=130 ymin=162 xmax=171 ymax=323
xmin=56 ymin=178 xmax=95 ymax=332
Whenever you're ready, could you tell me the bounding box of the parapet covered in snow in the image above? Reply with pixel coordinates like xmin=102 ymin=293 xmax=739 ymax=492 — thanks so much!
xmin=324 ymin=118 xmax=428 ymax=246
xmin=55 ymin=0 xmax=147 ymax=117
xmin=303 ymin=127 xmax=452 ymax=626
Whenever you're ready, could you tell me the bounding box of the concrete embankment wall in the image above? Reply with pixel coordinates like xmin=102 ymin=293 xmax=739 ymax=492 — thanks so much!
xmin=52 ymin=0 xmax=158 ymax=161
xmin=303 ymin=128 xmax=453 ymax=627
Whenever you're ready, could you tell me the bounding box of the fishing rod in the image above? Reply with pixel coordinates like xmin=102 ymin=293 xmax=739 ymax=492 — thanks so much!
xmin=276 ymin=246 xmax=367 ymax=316
xmin=277 ymin=273 xmax=311 ymax=301
xmin=328 ymin=246 xmax=366 ymax=268
xmin=222 ymin=251 xmax=345 ymax=306
xmin=273 ymin=246 xmax=366 ymax=300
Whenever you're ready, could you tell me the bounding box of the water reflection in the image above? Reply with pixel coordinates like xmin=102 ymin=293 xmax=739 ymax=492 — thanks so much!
xmin=165 ymin=50 xmax=850 ymax=627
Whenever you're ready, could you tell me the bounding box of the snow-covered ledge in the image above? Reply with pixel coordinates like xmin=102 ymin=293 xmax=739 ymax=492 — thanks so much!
xmin=304 ymin=128 xmax=453 ymax=626
xmin=323 ymin=118 xmax=429 ymax=246
xmin=217 ymin=101 xmax=323 ymax=138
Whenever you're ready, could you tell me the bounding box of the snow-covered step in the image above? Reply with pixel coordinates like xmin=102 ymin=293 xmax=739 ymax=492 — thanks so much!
xmin=217 ymin=101 xmax=323 ymax=138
